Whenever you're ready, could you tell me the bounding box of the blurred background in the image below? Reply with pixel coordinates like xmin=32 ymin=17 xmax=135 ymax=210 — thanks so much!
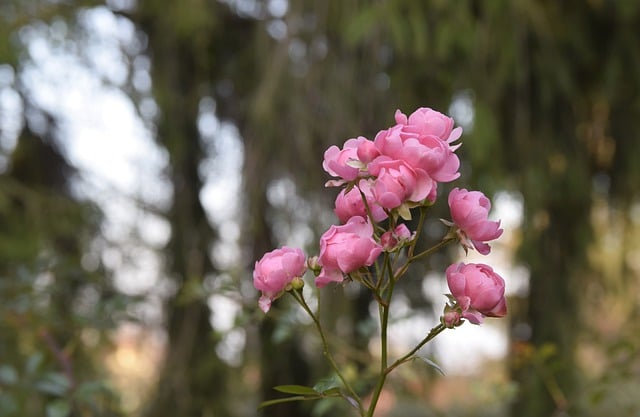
xmin=1 ymin=1 xmax=640 ymax=416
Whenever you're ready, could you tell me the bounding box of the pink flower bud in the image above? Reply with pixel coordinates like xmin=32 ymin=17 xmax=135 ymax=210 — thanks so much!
xmin=316 ymin=216 xmax=382 ymax=287
xmin=380 ymin=224 xmax=412 ymax=251
xmin=253 ymin=247 xmax=307 ymax=313
xmin=448 ymin=188 xmax=503 ymax=255
xmin=446 ymin=262 xmax=507 ymax=324
xmin=307 ymin=256 xmax=321 ymax=272
xmin=441 ymin=309 xmax=463 ymax=328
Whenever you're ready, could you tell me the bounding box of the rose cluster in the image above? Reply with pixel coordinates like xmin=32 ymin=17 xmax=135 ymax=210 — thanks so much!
xmin=325 ymin=108 xmax=462 ymax=216
xmin=253 ymin=107 xmax=506 ymax=324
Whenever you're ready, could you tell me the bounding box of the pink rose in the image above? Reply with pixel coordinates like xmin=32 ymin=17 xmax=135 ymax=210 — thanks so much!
xmin=446 ymin=262 xmax=507 ymax=324
xmin=394 ymin=107 xmax=462 ymax=144
xmin=356 ymin=138 xmax=380 ymax=164
xmin=380 ymin=224 xmax=412 ymax=251
xmin=448 ymin=188 xmax=503 ymax=255
xmin=374 ymin=124 xmax=460 ymax=184
xmin=323 ymin=136 xmax=372 ymax=184
xmin=316 ymin=216 xmax=382 ymax=287
xmin=368 ymin=157 xmax=434 ymax=209
xmin=334 ymin=180 xmax=387 ymax=224
xmin=253 ymin=247 xmax=307 ymax=313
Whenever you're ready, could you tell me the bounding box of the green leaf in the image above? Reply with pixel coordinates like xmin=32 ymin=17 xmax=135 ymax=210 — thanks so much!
xmin=343 ymin=395 xmax=360 ymax=409
xmin=0 ymin=392 xmax=18 ymax=414
xmin=312 ymin=376 xmax=341 ymax=393
xmin=0 ymin=365 xmax=18 ymax=385
xmin=416 ymin=356 xmax=445 ymax=376
xmin=46 ymin=400 xmax=71 ymax=417
xmin=273 ymin=385 xmax=319 ymax=395
xmin=321 ymin=387 xmax=341 ymax=396
xmin=73 ymin=380 xmax=109 ymax=402
xmin=35 ymin=372 xmax=71 ymax=396
xmin=25 ymin=352 xmax=44 ymax=375
xmin=259 ymin=395 xmax=319 ymax=409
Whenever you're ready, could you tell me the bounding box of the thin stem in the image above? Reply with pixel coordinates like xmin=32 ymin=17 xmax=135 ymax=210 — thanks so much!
xmin=407 ymin=206 xmax=428 ymax=259
xmin=38 ymin=328 xmax=75 ymax=387
xmin=375 ymin=252 xmax=390 ymax=293
xmin=385 ymin=323 xmax=446 ymax=375
xmin=392 ymin=237 xmax=456 ymax=282
xmin=291 ymin=290 xmax=365 ymax=415
xmin=366 ymin=268 xmax=397 ymax=417
xmin=358 ymin=187 xmax=386 ymax=235
xmin=409 ymin=237 xmax=456 ymax=263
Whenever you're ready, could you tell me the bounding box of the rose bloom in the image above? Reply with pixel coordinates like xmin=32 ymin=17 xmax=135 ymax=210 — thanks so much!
xmin=334 ymin=180 xmax=387 ymax=224
xmin=368 ymin=157 xmax=434 ymax=209
xmin=448 ymin=187 xmax=503 ymax=255
xmin=253 ymin=246 xmax=307 ymax=313
xmin=316 ymin=216 xmax=382 ymax=287
xmin=394 ymin=107 xmax=462 ymax=144
xmin=446 ymin=262 xmax=507 ymax=324
xmin=323 ymin=136 xmax=372 ymax=184
xmin=374 ymin=124 xmax=461 ymax=184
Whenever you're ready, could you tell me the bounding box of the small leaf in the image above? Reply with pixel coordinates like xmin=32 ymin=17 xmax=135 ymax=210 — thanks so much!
xmin=35 ymin=372 xmax=71 ymax=396
xmin=74 ymin=381 xmax=109 ymax=402
xmin=312 ymin=376 xmax=341 ymax=393
xmin=417 ymin=356 xmax=445 ymax=375
xmin=274 ymin=385 xmax=318 ymax=395
xmin=343 ymin=395 xmax=360 ymax=409
xmin=321 ymin=387 xmax=341 ymax=396
xmin=0 ymin=392 xmax=18 ymax=414
xmin=46 ymin=400 xmax=71 ymax=417
xmin=25 ymin=352 xmax=44 ymax=375
xmin=0 ymin=365 xmax=18 ymax=385
xmin=259 ymin=395 xmax=318 ymax=409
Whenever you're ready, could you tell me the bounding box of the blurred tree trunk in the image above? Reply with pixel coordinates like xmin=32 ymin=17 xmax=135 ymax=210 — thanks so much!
xmin=496 ymin=4 xmax=596 ymax=416
xmin=133 ymin=2 xmax=229 ymax=416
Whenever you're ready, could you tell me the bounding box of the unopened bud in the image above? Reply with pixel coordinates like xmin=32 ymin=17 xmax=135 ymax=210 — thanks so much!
xmin=441 ymin=304 xmax=463 ymax=329
xmin=291 ymin=276 xmax=305 ymax=290
xmin=307 ymin=256 xmax=321 ymax=275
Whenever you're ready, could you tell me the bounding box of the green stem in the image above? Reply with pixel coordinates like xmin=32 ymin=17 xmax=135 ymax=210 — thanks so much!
xmin=385 ymin=323 xmax=446 ymax=375
xmin=366 ymin=268 xmax=397 ymax=417
xmin=407 ymin=206 xmax=428 ymax=259
xmin=291 ymin=290 xmax=365 ymax=415
xmin=359 ymin=187 xmax=386 ymax=235
xmin=375 ymin=252 xmax=390 ymax=293
xmin=409 ymin=237 xmax=456 ymax=263
xmin=393 ymin=237 xmax=456 ymax=282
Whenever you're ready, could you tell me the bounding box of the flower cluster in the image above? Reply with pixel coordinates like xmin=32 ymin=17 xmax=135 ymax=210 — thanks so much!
xmin=251 ymin=106 xmax=508 ymax=415
xmin=325 ymin=108 xmax=462 ymax=215
xmin=253 ymin=106 xmax=506 ymax=321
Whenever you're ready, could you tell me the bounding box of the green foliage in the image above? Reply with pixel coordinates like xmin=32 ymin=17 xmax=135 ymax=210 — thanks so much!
xmin=0 ymin=258 xmax=125 ymax=416
xmin=259 ymin=378 xmax=347 ymax=411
